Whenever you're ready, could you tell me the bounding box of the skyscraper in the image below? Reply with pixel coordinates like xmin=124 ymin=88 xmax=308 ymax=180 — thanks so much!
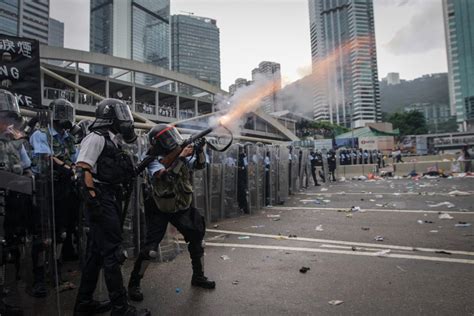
xmin=171 ymin=14 xmax=221 ymax=89
xmin=251 ymin=61 xmax=281 ymax=113
xmin=442 ymin=0 xmax=474 ymax=130
xmin=0 ymin=0 xmax=50 ymax=44
xmin=48 ymin=18 xmax=64 ymax=47
xmin=308 ymin=0 xmax=381 ymax=128
xmin=90 ymin=0 xmax=170 ymax=78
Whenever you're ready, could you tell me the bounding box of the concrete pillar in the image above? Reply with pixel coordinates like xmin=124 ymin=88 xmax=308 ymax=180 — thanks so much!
xmin=74 ymin=62 xmax=79 ymax=105
xmin=176 ymin=95 xmax=180 ymax=119
xmin=105 ymin=79 xmax=110 ymax=98
xmin=194 ymin=99 xmax=198 ymax=117
xmin=40 ymin=68 xmax=45 ymax=105
xmin=155 ymin=90 xmax=159 ymax=118
xmin=131 ymin=71 xmax=136 ymax=112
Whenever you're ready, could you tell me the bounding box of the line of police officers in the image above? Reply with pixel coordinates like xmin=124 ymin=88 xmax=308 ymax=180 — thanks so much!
xmin=0 ymin=89 xmax=215 ymax=315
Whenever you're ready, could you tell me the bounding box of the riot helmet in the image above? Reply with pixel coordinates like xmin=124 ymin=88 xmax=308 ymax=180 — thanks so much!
xmin=90 ymin=98 xmax=137 ymax=143
xmin=70 ymin=119 xmax=92 ymax=144
xmin=148 ymin=123 xmax=184 ymax=156
xmin=50 ymin=99 xmax=75 ymax=131
xmin=0 ymin=89 xmax=21 ymax=126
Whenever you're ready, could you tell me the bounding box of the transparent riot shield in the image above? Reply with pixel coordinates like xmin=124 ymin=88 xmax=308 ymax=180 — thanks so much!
xmin=277 ymin=146 xmax=289 ymax=204
xmin=322 ymin=148 xmax=329 ymax=182
xmin=222 ymin=144 xmax=239 ymax=218
xmin=291 ymin=148 xmax=299 ymax=192
xmin=298 ymin=148 xmax=310 ymax=189
xmin=267 ymin=145 xmax=279 ymax=206
xmin=209 ymin=150 xmax=224 ymax=221
xmin=248 ymin=144 xmax=264 ymax=213
xmin=192 ymin=160 xmax=209 ymax=222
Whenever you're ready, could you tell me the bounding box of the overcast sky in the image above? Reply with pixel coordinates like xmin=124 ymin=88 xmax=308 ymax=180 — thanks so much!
xmin=50 ymin=0 xmax=447 ymax=90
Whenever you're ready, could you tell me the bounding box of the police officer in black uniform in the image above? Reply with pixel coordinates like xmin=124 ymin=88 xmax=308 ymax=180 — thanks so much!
xmin=237 ymin=145 xmax=249 ymax=214
xmin=74 ymin=99 xmax=150 ymax=316
xmin=328 ymin=150 xmax=337 ymax=182
xmin=127 ymin=124 xmax=215 ymax=302
xmin=309 ymin=151 xmax=320 ymax=186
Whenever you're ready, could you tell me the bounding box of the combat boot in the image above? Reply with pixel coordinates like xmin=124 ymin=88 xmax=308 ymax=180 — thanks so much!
xmin=28 ymin=267 xmax=47 ymax=298
xmin=74 ymin=299 xmax=112 ymax=316
xmin=191 ymin=257 xmax=216 ymax=289
xmin=127 ymin=279 xmax=144 ymax=302
xmin=111 ymin=304 xmax=151 ymax=316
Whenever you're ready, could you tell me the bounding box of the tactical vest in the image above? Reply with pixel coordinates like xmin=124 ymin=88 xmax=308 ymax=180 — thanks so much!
xmin=151 ymin=162 xmax=193 ymax=213
xmin=94 ymin=131 xmax=135 ymax=185
xmin=0 ymin=135 xmax=22 ymax=174
xmin=46 ymin=129 xmax=76 ymax=165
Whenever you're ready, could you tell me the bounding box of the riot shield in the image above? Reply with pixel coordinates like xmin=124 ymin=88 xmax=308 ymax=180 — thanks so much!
xmin=277 ymin=146 xmax=289 ymax=204
xmin=322 ymin=148 xmax=329 ymax=182
xmin=192 ymin=161 xmax=209 ymax=222
xmin=222 ymin=144 xmax=239 ymax=218
xmin=209 ymin=150 xmax=224 ymax=221
xmin=291 ymin=149 xmax=299 ymax=192
xmin=248 ymin=144 xmax=265 ymax=212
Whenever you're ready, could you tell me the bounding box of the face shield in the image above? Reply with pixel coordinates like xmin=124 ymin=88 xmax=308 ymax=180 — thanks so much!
xmin=52 ymin=100 xmax=75 ymax=131
xmin=114 ymin=103 xmax=137 ymax=143
xmin=151 ymin=125 xmax=184 ymax=154
xmin=0 ymin=90 xmax=22 ymax=129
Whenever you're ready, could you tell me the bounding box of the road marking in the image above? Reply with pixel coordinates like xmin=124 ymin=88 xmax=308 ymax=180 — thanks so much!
xmin=267 ymin=206 xmax=473 ymax=214
xmin=298 ymin=192 xmax=474 ymax=197
xmin=203 ymin=242 xmax=474 ymax=265
xmin=206 ymin=229 xmax=474 ymax=257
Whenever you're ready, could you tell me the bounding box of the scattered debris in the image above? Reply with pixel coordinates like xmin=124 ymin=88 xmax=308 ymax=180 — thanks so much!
xmin=220 ymin=255 xmax=230 ymax=260
xmin=267 ymin=214 xmax=281 ymax=218
xmin=321 ymin=188 xmax=328 ymax=192
xmin=375 ymin=249 xmax=391 ymax=257
xmin=272 ymin=218 xmax=281 ymax=221
xmin=351 ymin=206 xmax=362 ymax=212
xmin=439 ymin=213 xmax=454 ymax=220
xmin=375 ymin=194 xmax=383 ymax=199
xmin=175 ymin=288 xmax=181 ymax=294
xmin=213 ymin=224 xmax=219 ymax=228
xmin=346 ymin=213 xmax=353 ymax=218
xmin=455 ymin=222 xmax=472 ymax=228
xmin=322 ymin=199 xmax=331 ymax=203
xmin=315 ymin=225 xmax=324 ymax=232
xmin=374 ymin=236 xmax=384 ymax=242
xmin=448 ymin=190 xmax=471 ymax=196
xmin=288 ymin=234 xmax=298 ymax=238
xmin=361 ymin=227 xmax=370 ymax=231
xmin=417 ymin=220 xmax=434 ymax=224
xmin=237 ymin=236 xmax=250 ymax=240
xmin=328 ymin=300 xmax=344 ymax=306
xmin=369 ymin=199 xmax=376 ymax=202
xmin=430 ymin=230 xmax=439 ymax=233
xmin=251 ymin=225 xmax=265 ymax=228
xmin=232 ymin=280 xmax=239 ymax=285
xmin=299 ymin=266 xmax=310 ymax=273
xmin=435 ymin=250 xmax=452 ymax=255
xmin=396 ymin=265 xmax=407 ymax=272
xmin=429 ymin=202 xmax=455 ymax=208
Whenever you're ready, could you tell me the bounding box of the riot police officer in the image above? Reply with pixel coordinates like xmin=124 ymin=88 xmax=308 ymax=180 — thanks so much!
xmin=328 ymin=150 xmax=337 ymax=182
xmin=127 ymin=124 xmax=215 ymax=302
xmin=74 ymin=99 xmax=149 ymax=316
xmin=237 ymin=144 xmax=249 ymax=214
xmin=29 ymin=99 xmax=78 ymax=296
xmin=0 ymin=89 xmax=31 ymax=315
xmin=309 ymin=151 xmax=320 ymax=186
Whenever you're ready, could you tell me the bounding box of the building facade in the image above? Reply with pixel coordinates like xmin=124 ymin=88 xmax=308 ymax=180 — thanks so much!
xmin=0 ymin=0 xmax=50 ymax=44
xmin=229 ymin=78 xmax=251 ymax=96
xmin=251 ymin=61 xmax=281 ymax=113
xmin=171 ymin=14 xmax=220 ymax=91
xmin=48 ymin=17 xmax=63 ymax=47
xmin=90 ymin=0 xmax=170 ymax=80
xmin=442 ymin=0 xmax=474 ymax=130
xmin=308 ymin=0 xmax=381 ymax=128
xmin=404 ymin=103 xmax=452 ymax=132
xmin=384 ymin=72 xmax=400 ymax=86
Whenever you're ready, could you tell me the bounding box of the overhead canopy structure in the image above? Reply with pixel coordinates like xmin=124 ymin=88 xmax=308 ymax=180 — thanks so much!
xmin=336 ymin=126 xmax=400 ymax=139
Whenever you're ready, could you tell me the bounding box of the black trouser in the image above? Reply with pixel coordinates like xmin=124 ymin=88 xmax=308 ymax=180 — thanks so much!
xmin=265 ymin=170 xmax=270 ymax=205
xmin=329 ymin=167 xmax=336 ymax=181
xmin=310 ymin=166 xmax=318 ymax=185
xmin=237 ymin=169 xmax=249 ymax=213
xmin=129 ymin=197 xmax=205 ymax=285
xmin=76 ymin=185 xmax=128 ymax=308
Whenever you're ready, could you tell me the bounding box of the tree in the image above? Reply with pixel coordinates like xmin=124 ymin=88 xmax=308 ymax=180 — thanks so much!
xmin=387 ymin=110 xmax=428 ymax=136
xmin=295 ymin=120 xmax=349 ymax=139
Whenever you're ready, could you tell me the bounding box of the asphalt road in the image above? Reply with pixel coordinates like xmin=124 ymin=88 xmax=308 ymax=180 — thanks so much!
xmin=18 ymin=177 xmax=474 ymax=315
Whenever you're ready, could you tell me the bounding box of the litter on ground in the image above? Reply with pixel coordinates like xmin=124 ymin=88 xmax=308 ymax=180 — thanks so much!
xmin=428 ymin=202 xmax=455 ymax=208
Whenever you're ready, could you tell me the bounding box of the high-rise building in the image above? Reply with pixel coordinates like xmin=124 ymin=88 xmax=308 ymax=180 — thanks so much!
xmin=48 ymin=18 xmax=64 ymax=47
xmin=251 ymin=61 xmax=281 ymax=113
xmin=229 ymin=78 xmax=251 ymax=96
xmin=171 ymin=14 xmax=220 ymax=90
xmin=442 ymin=0 xmax=474 ymax=130
xmin=90 ymin=0 xmax=170 ymax=78
xmin=308 ymin=0 xmax=381 ymax=128
xmin=384 ymin=72 xmax=400 ymax=86
xmin=0 ymin=0 xmax=50 ymax=44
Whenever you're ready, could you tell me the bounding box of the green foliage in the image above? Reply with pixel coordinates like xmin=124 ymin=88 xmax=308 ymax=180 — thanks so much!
xmin=296 ymin=120 xmax=349 ymax=139
xmin=387 ymin=110 xmax=428 ymax=136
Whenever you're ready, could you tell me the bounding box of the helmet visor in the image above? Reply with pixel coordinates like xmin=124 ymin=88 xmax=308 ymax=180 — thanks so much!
xmin=154 ymin=126 xmax=184 ymax=152
xmin=115 ymin=103 xmax=134 ymax=122
xmin=53 ymin=102 xmax=75 ymax=122
xmin=0 ymin=91 xmax=20 ymax=115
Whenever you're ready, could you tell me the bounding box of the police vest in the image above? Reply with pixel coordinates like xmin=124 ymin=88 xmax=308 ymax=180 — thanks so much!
xmin=94 ymin=131 xmax=135 ymax=185
xmin=151 ymin=162 xmax=193 ymax=213
xmin=0 ymin=135 xmax=22 ymax=174
xmin=46 ymin=129 xmax=76 ymax=165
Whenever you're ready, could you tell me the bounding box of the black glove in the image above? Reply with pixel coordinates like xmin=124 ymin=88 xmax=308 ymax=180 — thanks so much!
xmin=146 ymin=144 xmax=160 ymax=157
xmin=87 ymin=196 xmax=102 ymax=222
xmin=194 ymin=138 xmax=206 ymax=154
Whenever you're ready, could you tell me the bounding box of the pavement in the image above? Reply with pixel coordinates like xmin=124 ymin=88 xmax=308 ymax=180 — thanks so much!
xmin=16 ymin=177 xmax=474 ymax=315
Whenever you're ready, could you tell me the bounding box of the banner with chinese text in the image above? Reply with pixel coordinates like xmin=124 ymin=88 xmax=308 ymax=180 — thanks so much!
xmin=0 ymin=34 xmax=41 ymax=107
